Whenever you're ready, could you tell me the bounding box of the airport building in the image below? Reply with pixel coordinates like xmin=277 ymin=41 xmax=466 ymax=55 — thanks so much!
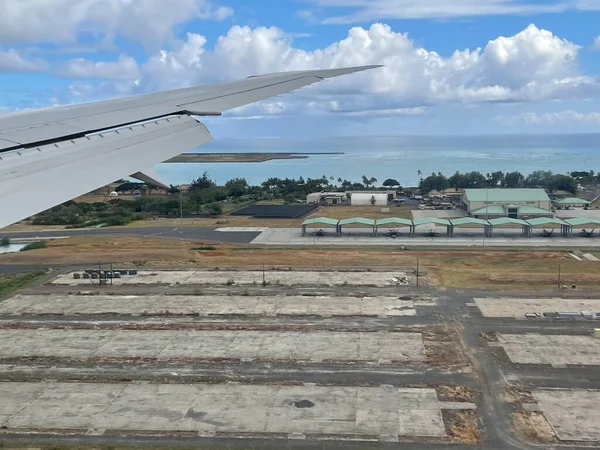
xmin=306 ymin=190 xmax=396 ymax=205
xmin=462 ymin=188 xmax=553 ymax=219
xmin=553 ymin=197 xmax=591 ymax=209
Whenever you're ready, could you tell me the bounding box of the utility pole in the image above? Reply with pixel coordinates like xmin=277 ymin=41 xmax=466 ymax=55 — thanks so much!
xmin=416 ymin=259 xmax=420 ymax=287
xmin=179 ymin=186 xmax=183 ymax=227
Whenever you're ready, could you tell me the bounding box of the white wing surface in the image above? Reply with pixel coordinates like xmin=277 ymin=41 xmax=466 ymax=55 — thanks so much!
xmin=0 ymin=65 xmax=379 ymax=228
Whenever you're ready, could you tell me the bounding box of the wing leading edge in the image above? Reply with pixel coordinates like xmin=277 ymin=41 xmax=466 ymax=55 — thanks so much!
xmin=0 ymin=65 xmax=380 ymax=228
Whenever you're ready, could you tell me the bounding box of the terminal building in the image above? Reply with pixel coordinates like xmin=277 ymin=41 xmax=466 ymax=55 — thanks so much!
xmin=462 ymin=188 xmax=553 ymax=219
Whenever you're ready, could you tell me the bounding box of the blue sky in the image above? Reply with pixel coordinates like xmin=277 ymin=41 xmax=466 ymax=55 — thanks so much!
xmin=1 ymin=0 xmax=600 ymax=136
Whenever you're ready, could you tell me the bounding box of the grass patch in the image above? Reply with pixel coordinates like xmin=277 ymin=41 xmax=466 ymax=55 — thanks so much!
xmin=0 ymin=270 xmax=47 ymax=299
xmin=0 ymin=237 xmax=10 ymax=246
xmin=192 ymin=245 xmax=218 ymax=251
xmin=20 ymin=240 xmax=48 ymax=251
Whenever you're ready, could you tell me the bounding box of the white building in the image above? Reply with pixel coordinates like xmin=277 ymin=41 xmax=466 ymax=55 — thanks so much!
xmin=350 ymin=193 xmax=388 ymax=206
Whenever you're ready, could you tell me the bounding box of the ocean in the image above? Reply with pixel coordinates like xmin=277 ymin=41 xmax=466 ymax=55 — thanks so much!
xmin=155 ymin=134 xmax=600 ymax=187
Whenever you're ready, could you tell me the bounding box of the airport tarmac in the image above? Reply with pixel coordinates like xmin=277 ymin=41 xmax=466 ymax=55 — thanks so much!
xmin=0 ymin=294 xmax=430 ymax=316
xmin=52 ymin=269 xmax=413 ymax=287
xmin=474 ymin=297 xmax=600 ymax=318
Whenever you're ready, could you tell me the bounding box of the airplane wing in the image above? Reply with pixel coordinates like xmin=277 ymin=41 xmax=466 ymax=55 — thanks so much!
xmin=0 ymin=65 xmax=379 ymax=229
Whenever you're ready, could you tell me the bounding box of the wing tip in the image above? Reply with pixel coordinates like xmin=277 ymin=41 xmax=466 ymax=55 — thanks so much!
xmin=247 ymin=64 xmax=383 ymax=80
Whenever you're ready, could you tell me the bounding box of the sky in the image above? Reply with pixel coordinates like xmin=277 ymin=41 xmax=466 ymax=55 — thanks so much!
xmin=1 ymin=0 xmax=600 ymax=137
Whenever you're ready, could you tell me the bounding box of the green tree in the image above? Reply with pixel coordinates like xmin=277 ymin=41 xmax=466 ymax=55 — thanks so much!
xmin=485 ymin=171 xmax=504 ymax=187
xmin=548 ymin=174 xmax=578 ymax=194
xmin=225 ymin=178 xmax=248 ymax=197
xmin=502 ymin=171 xmax=524 ymax=188
xmin=382 ymin=178 xmax=400 ymax=188
xmin=190 ymin=172 xmax=216 ymax=190
xmin=419 ymin=172 xmax=449 ymax=193
xmin=524 ymin=170 xmax=554 ymax=188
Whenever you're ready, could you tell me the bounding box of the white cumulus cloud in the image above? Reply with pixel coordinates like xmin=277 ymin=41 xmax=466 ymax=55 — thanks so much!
xmin=0 ymin=0 xmax=233 ymax=50
xmin=139 ymin=24 xmax=595 ymax=111
xmin=591 ymin=36 xmax=600 ymax=50
xmin=0 ymin=48 xmax=46 ymax=72
xmin=57 ymin=23 xmax=600 ymax=118
xmin=61 ymin=55 xmax=141 ymax=80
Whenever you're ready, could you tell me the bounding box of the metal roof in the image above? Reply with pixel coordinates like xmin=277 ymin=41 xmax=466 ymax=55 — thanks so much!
xmin=301 ymin=217 xmax=339 ymax=226
xmin=516 ymin=206 xmax=553 ymax=215
xmin=464 ymin=188 xmax=550 ymax=202
xmin=375 ymin=217 xmax=413 ymax=226
xmin=526 ymin=217 xmax=568 ymax=226
xmin=413 ymin=218 xmax=451 ymax=226
xmin=488 ymin=217 xmax=528 ymax=226
xmin=565 ymin=217 xmax=600 ymax=226
xmin=338 ymin=217 xmax=376 ymax=226
xmin=470 ymin=205 xmax=506 ymax=215
xmin=451 ymin=217 xmax=489 ymax=226
xmin=554 ymin=197 xmax=591 ymax=204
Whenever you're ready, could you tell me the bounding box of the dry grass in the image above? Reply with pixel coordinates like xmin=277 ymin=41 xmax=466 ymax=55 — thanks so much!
xmin=437 ymin=385 xmax=474 ymax=402
xmin=1 ymin=236 xmax=597 ymax=289
xmin=512 ymin=411 xmax=556 ymax=444
xmin=444 ymin=411 xmax=481 ymax=443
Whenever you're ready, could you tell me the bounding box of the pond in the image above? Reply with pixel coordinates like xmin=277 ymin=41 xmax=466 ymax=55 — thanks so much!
xmin=0 ymin=243 xmax=26 ymax=254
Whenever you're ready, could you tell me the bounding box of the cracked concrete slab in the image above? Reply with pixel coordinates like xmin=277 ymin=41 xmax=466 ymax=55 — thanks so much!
xmin=474 ymin=297 xmax=600 ymax=318
xmin=0 ymin=383 xmax=447 ymax=438
xmin=0 ymin=329 xmax=426 ymax=363
xmin=534 ymin=389 xmax=600 ymax=441
xmin=0 ymin=294 xmax=420 ymax=317
xmin=496 ymin=334 xmax=600 ymax=367
xmin=51 ymin=270 xmax=412 ymax=287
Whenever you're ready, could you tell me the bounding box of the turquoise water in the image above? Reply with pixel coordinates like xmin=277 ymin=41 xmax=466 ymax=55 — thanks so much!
xmin=0 ymin=243 xmax=25 ymax=254
xmin=155 ymin=134 xmax=600 ymax=186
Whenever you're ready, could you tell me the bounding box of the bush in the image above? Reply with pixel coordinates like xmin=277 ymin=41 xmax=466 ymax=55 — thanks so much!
xmin=207 ymin=203 xmax=223 ymax=216
xmin=20 ymin=241 xmax=48 ymax=252
xmin=0 ymin=237 xmax=10 ymax=247
xmin=103 ymin=215 xmax=128 ymax=226
xmin=192 ymin=246 xmax=217 ymax=251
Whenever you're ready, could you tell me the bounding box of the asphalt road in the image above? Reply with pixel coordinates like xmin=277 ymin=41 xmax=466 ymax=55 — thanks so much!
xmin=3 ymin=226 xmax=260 ymax=244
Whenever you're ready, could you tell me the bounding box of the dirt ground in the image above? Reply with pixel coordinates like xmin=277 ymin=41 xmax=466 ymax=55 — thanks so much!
xmin=1 ymin=236 xmax=596 ymax=289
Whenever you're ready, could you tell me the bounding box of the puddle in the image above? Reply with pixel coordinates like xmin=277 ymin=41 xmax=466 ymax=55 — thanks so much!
xmin=294 ymin=400 xmax=315 ymax=408
xmin=0 ymin=243 xmax=26 ymax=254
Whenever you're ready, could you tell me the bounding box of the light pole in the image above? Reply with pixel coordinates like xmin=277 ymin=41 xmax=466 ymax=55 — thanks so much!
xmin=179 ymin=185 xmax=183 ymax=227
